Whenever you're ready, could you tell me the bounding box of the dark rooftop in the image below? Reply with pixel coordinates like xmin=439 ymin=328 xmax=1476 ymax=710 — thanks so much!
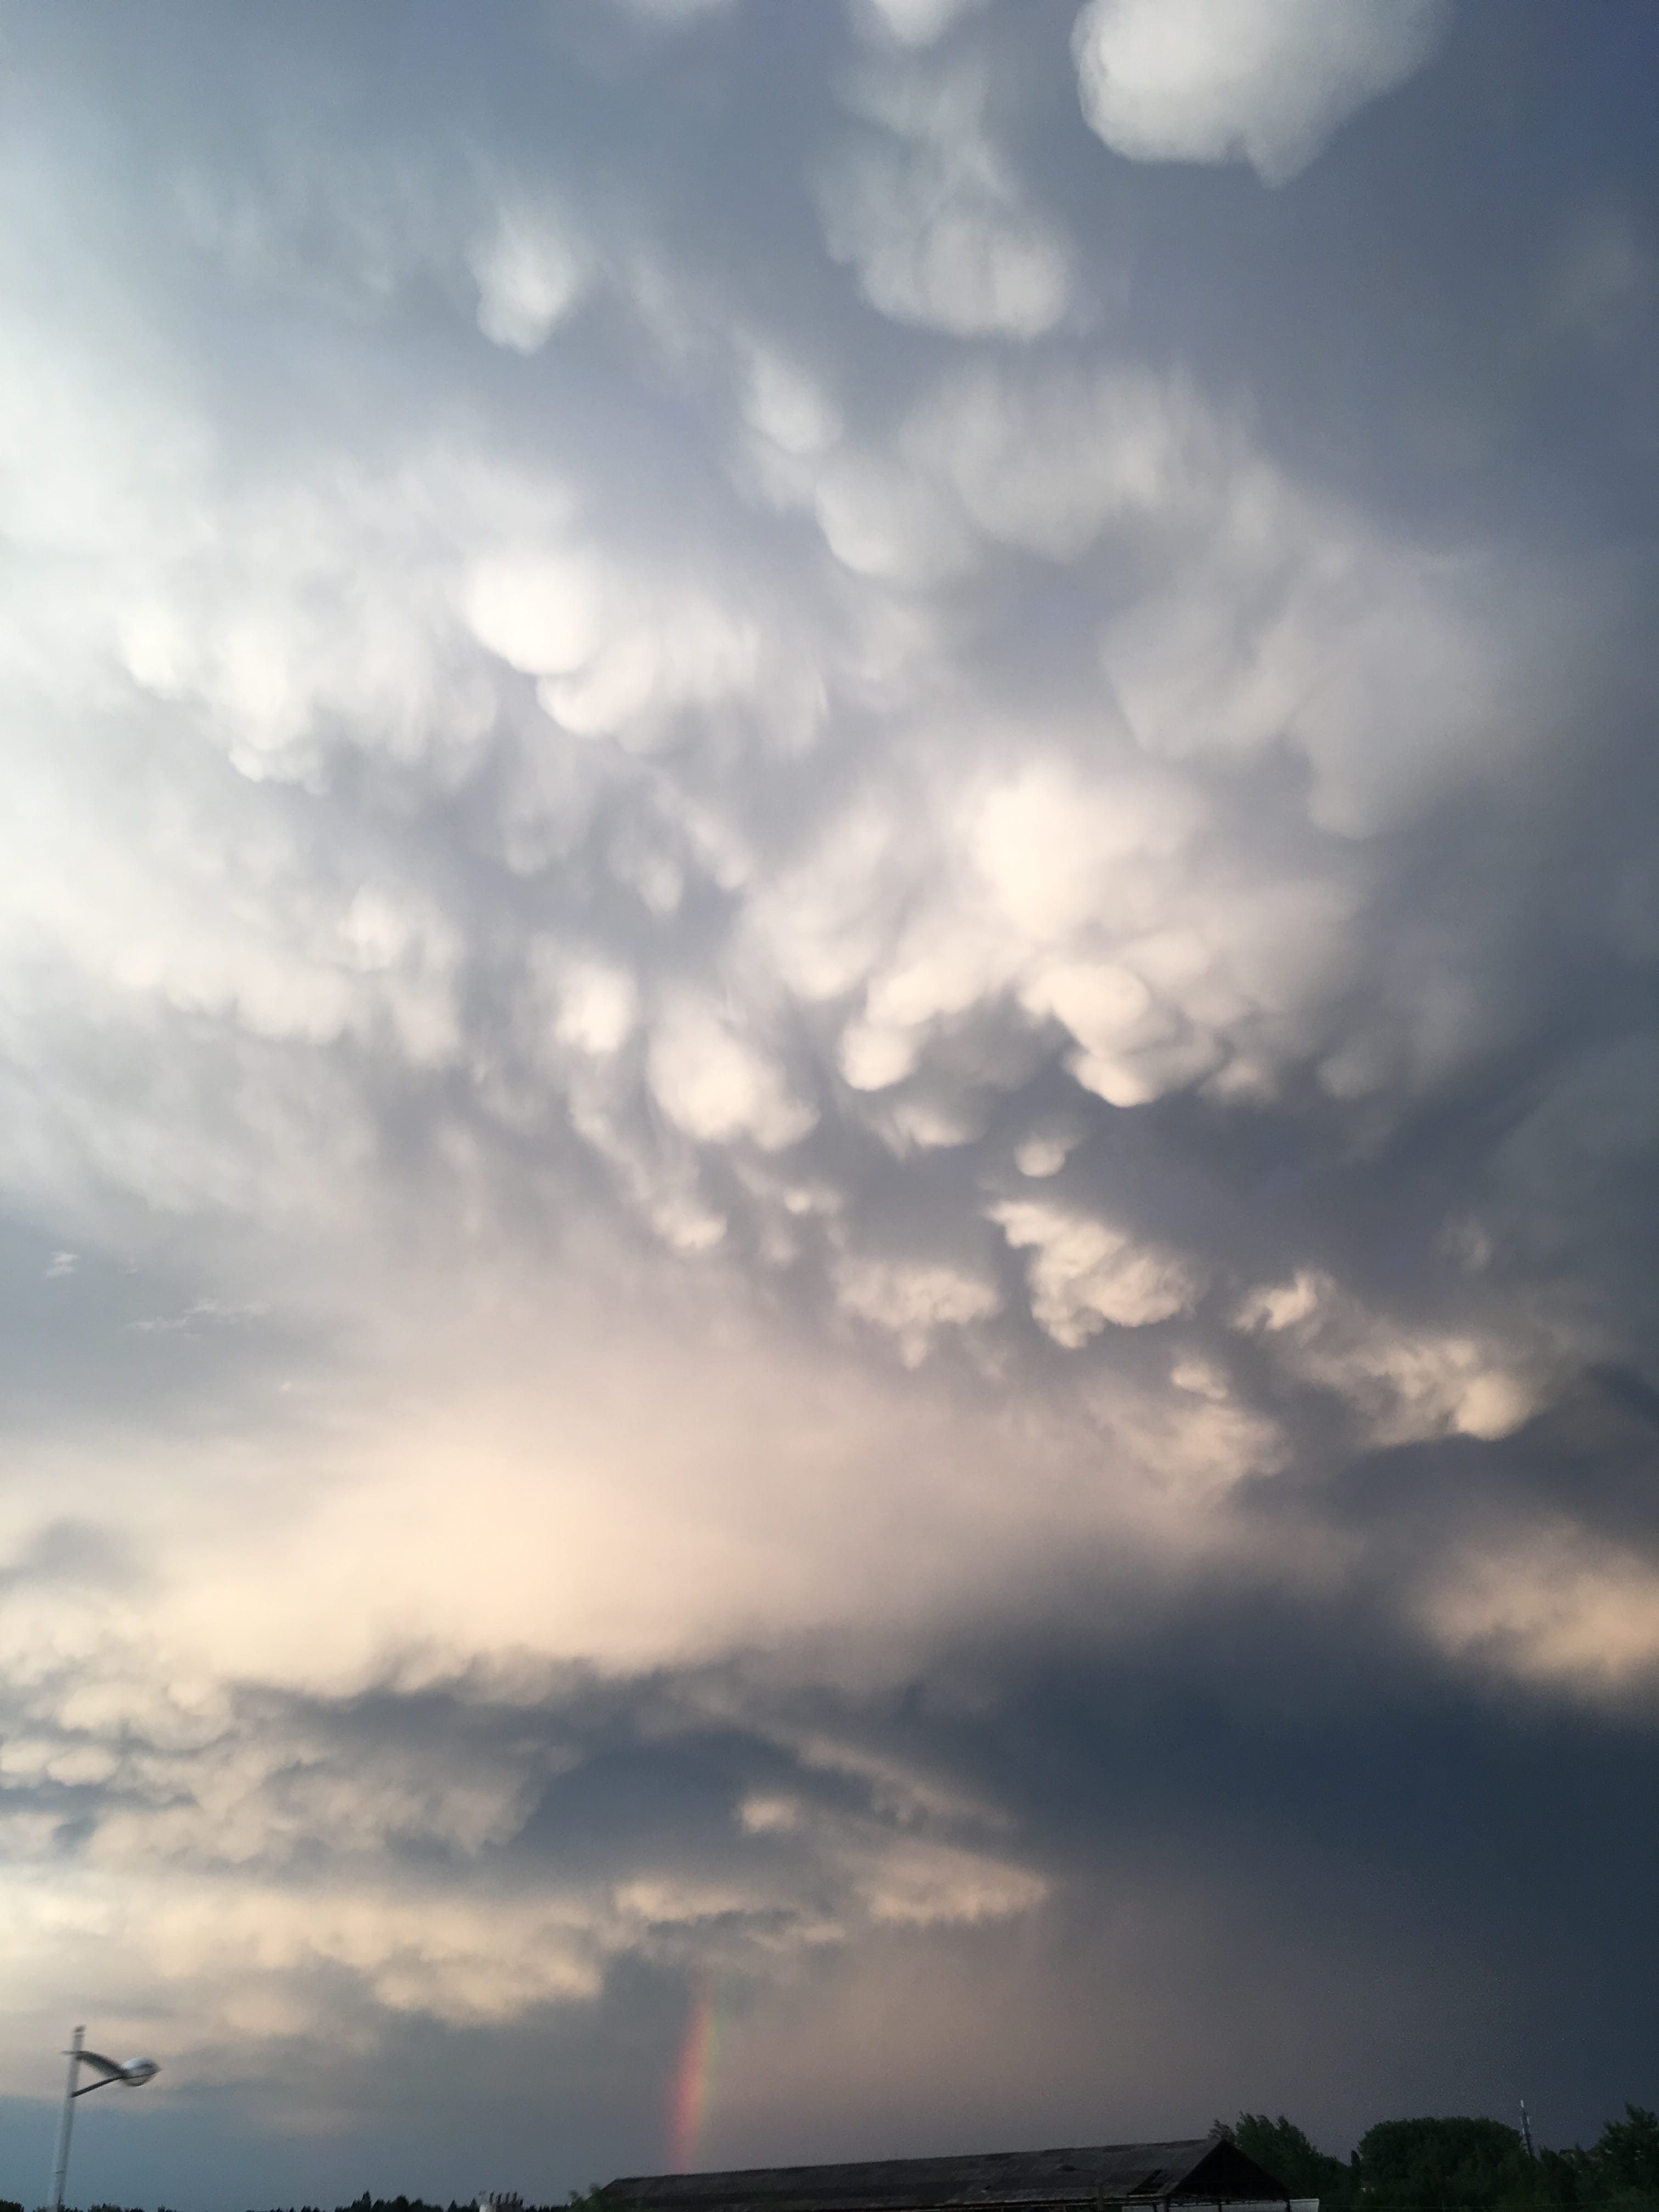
xmin=594 ymin=2137 xmax=1299 ymax=2212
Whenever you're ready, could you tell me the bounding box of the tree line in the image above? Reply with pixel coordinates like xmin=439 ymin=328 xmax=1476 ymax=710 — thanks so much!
xmin=1226 ymin=2107 xmax=1659 ymax=2212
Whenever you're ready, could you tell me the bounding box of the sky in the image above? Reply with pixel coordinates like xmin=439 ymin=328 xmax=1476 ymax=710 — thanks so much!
xmin=1 ymin=1 xmax=1657 ymax=2205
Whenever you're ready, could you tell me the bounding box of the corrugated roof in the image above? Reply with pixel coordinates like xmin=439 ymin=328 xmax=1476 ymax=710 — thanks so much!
xmin=594 ymin=2137 xmax=1294 ymax=2212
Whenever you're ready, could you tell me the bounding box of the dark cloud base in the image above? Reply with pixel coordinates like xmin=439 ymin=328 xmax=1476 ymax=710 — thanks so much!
xmin=9 ymin=1582 xmax=1655 ymax=2210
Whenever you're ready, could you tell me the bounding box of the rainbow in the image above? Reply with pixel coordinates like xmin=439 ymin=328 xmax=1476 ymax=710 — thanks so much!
xmin=667 ymin=1978 xmax=721 ymax=2171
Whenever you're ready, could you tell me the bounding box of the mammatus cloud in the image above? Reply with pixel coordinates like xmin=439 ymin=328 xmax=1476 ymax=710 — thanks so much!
xmin=817 ymin=63 xmax=1073 ymax=337
xmin=851 ymin=0 xmax=985 ymax=49
xmin=1072 ymin=0 xmax=1453 ymax=185
xmin=469 ymin=203 xmax=590 ymax=353
xmin=0 ymin=0 xmax=1656 ymax=2193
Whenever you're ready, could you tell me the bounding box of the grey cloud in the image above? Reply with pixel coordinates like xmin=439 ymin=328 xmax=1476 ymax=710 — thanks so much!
xmin=9 ymin=1598 xmax=1657 ymax=2196
xmin=0 ymin=2 xmax=1656 ymax=2202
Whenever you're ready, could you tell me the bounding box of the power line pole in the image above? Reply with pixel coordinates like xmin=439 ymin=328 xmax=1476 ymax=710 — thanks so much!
xmin=50 ymin=2026 xmax=85 ymax=2212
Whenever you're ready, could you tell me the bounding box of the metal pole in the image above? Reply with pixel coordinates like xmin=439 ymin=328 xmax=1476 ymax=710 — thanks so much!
xmin=50 ymin=2025 xmax=83 ymax=2212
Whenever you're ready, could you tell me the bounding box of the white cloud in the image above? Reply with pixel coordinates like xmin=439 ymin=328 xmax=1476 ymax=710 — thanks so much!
xmin=1013 ymin=1124 xmax=1081 ymax=1179
xmin=832 ymin=1251 xmax=1001 ymax=1364
xmin=1234 ymin=1270 xmax=1543 ymax=1445
xmin=469 ymin=205 xmax=589 ymax=352
xmin=541 ymin=949 xmax=642 ymax=1060
xmin=898 ymin=362 xmax=1229 ymax=563
xmin=851 ymin=0 xmax=984 ymax=49
xmin=1421 ymin=1530 xmax=1659 ymax=1695
xmin=968 ymin=754 xmax=1204 ymax=934
xmin=464 ymin=548 xmax=610 ymax=675
xmin=808 ymin=358 xmax=1559 ymax=842
xmin=1073 ymin=0 xmax=1452 ymax=186
xmin=856 ymin=1832 xmax=1047 ymax=1925
xmin=613 ymin=0 xmax=737 ymax=26
xmin=1023 ymin=958 xmax=1217 ymax=1109
xmin=464 ymin=538 xmax=819 ymax=756
xmin=991 ymin=1199 xmax=1201 ymax=1344
xmin=648 ymin=994 xmax=817 ymax=1152
xmin=742 ymin=351 xmax=844 ymax=460
xmin=817 ymin=65 xmax=1071 ymax=338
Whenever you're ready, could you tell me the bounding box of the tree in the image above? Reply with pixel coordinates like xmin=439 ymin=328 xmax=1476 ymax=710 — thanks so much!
xmin=1228 ymin=2115 xmax=1352 ymax=2203
xmin=1352 ymin=2117 xmax=1548 ymax=2212
xmin=1589 ymin=2109 xmax=1659 ymax=2210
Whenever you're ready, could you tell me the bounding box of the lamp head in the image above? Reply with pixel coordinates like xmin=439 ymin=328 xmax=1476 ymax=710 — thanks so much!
xmin=120 ymin=2058 xmax=159 ymax=2086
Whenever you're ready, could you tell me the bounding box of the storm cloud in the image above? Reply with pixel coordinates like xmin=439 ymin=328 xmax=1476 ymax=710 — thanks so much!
xmin=0 ymin=4 xmax=1656 ymax=2208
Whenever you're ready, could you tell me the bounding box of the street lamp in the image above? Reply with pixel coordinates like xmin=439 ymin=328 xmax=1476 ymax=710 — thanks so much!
xmin=50 ymin=2026 xmax=160 ymax=2212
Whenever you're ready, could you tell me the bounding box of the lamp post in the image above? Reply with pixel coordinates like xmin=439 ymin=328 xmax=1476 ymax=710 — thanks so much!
xmin=50 ymin=2026 xmax=160 ymax=2212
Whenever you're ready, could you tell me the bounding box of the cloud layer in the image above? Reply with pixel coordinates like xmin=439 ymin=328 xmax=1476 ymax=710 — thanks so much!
xmin=1 ymin=3 xmax=1656 ymax=2206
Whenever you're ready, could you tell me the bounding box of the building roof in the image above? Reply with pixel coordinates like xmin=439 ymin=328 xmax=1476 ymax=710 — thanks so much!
xmin=594 ymin=2137 xmax=1298 ymax=2212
